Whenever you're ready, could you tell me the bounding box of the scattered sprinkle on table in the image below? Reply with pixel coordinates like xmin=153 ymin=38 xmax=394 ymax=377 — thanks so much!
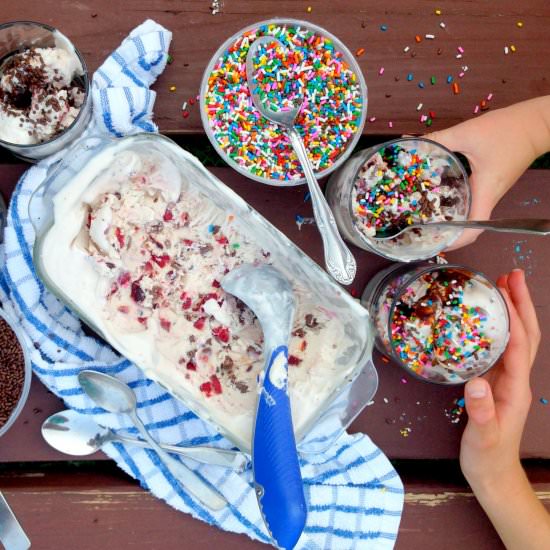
xmin=380 ymin=24 xmax=388 ymax=32
xmin=400 ymin=427 xmax=412 ymax=437
xmin=541 ymin=398 xmax=548 ymax=405
xmin=445 ymin=397 xmax=465 ymax=424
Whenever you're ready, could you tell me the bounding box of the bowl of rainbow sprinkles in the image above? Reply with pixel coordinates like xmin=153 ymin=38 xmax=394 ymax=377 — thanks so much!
xmin=200 ymin=18 xmax=367 ymax=186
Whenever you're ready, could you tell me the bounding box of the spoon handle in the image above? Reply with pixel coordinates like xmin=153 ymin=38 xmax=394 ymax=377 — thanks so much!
xmin=433 ymin=218 xmax=550 ymax=234
xmin=254 ymin=345 xmax=307 ymax=550
xmin=287 ymin=128 xmax=357 ymax=285
xmin=129 ymin=410 xmax=227 ymax=510
xmin=114 ymin=433 xmax=248 ymax=471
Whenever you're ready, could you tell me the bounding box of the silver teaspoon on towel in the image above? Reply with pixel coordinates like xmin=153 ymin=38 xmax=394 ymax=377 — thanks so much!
xmin=78 ymin=370 xmax=227 ymax=510
xmin=42 ymin=409 xmax=248 ymax=472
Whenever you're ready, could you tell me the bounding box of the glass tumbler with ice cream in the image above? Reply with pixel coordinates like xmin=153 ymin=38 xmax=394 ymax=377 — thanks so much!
xmin=326 ymin=137 xmax=471 ymax=261
xmin=0 ymin=21 xmax=91 ymax=161
xmin=361 ymin=263 xmax=509 ymax=384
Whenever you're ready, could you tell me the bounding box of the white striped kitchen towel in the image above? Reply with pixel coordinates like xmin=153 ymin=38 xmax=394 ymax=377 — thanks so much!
xmin=0 ymin=19 xmax=404 ymax=549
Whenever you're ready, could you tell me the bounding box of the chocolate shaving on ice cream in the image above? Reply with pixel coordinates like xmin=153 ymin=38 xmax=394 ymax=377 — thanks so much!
xmin=0 ymin=47 xmax=84 ymax=144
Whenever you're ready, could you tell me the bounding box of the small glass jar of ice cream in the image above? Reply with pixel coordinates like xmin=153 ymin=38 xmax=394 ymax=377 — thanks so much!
xmin=0 ymin=21 xmax=92 ymax=161
xmin=326 ymin=137 xmax=471 ymax=261
xmin=361 ymin=263 xmax=509 ymax=384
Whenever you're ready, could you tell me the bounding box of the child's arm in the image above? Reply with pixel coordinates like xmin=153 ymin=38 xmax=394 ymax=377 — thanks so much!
xmin=460 ymin=269 xmax=550 ymax=549
xmin=426 ymin=95 xmax=550 ymax=249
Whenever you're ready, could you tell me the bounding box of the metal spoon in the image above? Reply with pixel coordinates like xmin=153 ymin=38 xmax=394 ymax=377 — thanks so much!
xmin=222 ymin=264 xmax=307 ymax=550
xmin=41 ymin=409 xmax=248 ymax=471
xmin=77 ymin=370 xmax=227 ymax=510
xmin=246 ymin=36 xmax=357 ymax=286
xmin=373 ymin=217 xmax=550 ymax=240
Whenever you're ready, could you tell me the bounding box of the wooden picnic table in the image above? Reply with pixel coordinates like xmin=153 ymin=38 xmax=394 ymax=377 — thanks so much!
xmin=1 ymin=1 xmax=550 ymax=548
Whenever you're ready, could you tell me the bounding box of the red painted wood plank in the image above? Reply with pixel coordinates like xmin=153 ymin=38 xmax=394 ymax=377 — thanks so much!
xmin=2 ymin=0 xmax=550 ymax=136
xmin=1 ymin=464 xmax=549 ymax=549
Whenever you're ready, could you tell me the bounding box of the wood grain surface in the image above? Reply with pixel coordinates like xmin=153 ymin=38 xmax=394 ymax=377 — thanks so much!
xmin=2 ymin=462 xmax=550 ymax=549
xmin=3 ymin=0 xmax=550 ymax=136
xmin=0 ymin=165 xmax=548 ymax=462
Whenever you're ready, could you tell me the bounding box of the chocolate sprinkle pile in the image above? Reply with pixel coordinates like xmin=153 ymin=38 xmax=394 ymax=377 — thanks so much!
xmin=0 ymin=316 xmax=26 ymax=429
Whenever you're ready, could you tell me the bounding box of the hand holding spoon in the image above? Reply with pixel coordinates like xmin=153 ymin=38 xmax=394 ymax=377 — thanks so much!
xmin=78 ymin=370 xmax=227 ymax=510
xmin=41 ymin=408 xmax=248 ymax=472
xmin=246 ymin=36 xmax=357 ymax=285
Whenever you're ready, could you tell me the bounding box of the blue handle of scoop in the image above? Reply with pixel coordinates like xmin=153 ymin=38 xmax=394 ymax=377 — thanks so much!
xmin=253 ymin=345 xmax=307 ymax=550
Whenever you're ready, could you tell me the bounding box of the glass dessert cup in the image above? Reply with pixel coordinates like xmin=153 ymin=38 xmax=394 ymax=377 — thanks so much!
xmin=361 ymin=263 xmax=509 ymax=385
xmin=326 ymin=137 xmax=471 ymax=261
xmin=0 ymin=307 xmax=32 ymax=438
xmin=29 ymin=133 xmax=377 ymax=454
xmin=200 ymin=18 xmax=368 ymax=186
xmin=0 ymin=21 xmax=92 ymax=162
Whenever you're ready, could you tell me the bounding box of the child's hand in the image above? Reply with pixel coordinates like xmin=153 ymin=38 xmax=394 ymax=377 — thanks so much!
xmin=459 ymin=268 xmax=541 ymax=488
xmin=425 ymin=96 xmax=550 ymax=250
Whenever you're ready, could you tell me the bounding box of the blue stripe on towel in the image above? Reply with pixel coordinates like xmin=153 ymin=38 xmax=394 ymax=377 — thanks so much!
xmin=303 ymin=526 xmax=398 ymax=541
xmin=100 ymin=91 xmax=124 ymax=138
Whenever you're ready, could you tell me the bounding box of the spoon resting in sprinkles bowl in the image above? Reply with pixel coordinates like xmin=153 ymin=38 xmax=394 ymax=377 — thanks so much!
xmin=245 ymin=35 xmax=357 ymax=286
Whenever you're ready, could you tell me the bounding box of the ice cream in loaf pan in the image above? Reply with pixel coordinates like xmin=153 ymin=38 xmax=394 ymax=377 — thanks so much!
xmin=34 ymin=135 xmax=372 ymax=450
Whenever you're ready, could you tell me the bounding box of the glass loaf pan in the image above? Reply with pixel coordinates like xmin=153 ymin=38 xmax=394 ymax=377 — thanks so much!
xmin=30 ymin=133 xmax=377 ymax=453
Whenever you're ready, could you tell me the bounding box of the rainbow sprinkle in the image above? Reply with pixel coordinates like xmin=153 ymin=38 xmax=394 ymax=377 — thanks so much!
xmin=204 ymin=23 xmax=364 ymax=182
xmin=390 ymin=270 xmax=493 ymax=376
xmin=351 ymin=142 xmax=455 ymax=238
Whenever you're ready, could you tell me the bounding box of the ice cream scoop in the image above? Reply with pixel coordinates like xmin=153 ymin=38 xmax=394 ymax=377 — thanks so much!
xmin=77 ymin=370 xmax=227 ymax=510
xmin=246 ymin=35 xmax=356 ymax=286
xmin=222 ymin=264 xmax=307 ymax=550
